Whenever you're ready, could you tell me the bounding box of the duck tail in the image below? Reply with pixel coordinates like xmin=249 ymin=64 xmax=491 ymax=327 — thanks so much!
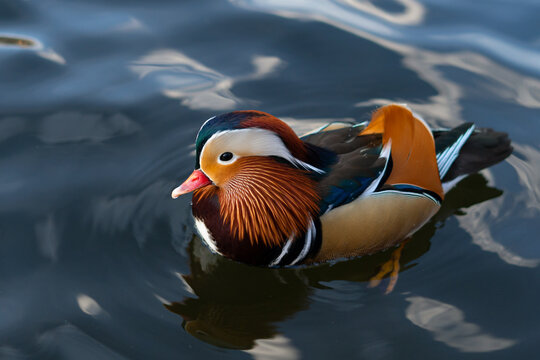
xmin=434 ymin=125 xmax=513 ymax=185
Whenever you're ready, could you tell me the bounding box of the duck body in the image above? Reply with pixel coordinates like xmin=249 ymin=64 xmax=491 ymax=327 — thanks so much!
xmin=172 ymin=104 xmax=512 ymax=267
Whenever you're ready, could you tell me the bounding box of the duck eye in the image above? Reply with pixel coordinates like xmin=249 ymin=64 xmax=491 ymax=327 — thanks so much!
xmin=219 ymin=152 xmax=234 ymax=162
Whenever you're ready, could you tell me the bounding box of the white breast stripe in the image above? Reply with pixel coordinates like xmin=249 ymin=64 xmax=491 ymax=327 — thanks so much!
xmin=293 ymin=158 xmax=325 ymax=174
xmin=269 ymin=236 xmax=293 ymax=267
xmin=290 ymin=219 xmax=315 ymax=266
xmin=360 ymin=139 xmax=392 ymax=198
xmin=194 ymin=218 xmax=222 ymax=255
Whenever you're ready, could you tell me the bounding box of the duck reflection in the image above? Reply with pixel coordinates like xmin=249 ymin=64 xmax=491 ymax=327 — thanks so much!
xmin=166 ymin=244 xmax=311 ymax=349
xmin=165 ymin=173 xmax=502 ymax=349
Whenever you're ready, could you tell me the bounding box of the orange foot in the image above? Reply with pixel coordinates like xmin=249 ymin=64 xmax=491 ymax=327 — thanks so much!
xmin=368 ymin=240 xmax=408 ymax=294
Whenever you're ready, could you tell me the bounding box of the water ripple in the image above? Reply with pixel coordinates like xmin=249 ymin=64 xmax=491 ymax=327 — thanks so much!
xmin=38 ymin=324 xmax=127 ymax=360
xmin=406 ymin=296 xmax=516 ymax=352
xmin=230 ymin=0 xmax=540 ymax=75
xmin=130 ymin=50 xmax=284 ymax=110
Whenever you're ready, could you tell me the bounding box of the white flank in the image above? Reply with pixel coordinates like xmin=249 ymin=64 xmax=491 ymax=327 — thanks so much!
xmin=194 ymin=218 xmax=221 ymax=255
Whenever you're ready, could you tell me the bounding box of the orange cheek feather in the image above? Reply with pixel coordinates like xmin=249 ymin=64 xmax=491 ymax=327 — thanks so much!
xmin=201 ymin=157 xmax=320 ymax=247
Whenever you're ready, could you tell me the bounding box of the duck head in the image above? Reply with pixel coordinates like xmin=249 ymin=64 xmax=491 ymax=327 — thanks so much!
xmin=171 ymin=111 xmax=333 ymax=257
xmin=172 ymin=110 xmax=323 ymax=196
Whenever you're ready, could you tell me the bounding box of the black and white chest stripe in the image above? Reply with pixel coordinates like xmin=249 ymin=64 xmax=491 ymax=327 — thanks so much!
xmin=194 ymin=217 xmax=223 ymax=255
xmin=268 ymin=217 xmax=322 ymax=267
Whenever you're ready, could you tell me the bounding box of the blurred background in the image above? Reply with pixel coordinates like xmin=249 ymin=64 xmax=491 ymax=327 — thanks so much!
xmin=1 ymin=0 xmax=539 ymax=359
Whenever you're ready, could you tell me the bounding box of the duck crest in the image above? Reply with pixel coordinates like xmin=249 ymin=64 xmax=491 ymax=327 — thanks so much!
xmin=195 ymin=110 xmax=317 ymax=169
xmin=194 ymin=157 xmax=320 ymax=248
xmin=237 ymin=111 xmax=309 ymax=161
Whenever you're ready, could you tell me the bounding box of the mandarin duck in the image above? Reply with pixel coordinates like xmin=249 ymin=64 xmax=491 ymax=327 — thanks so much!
xmin=172 ymin=104 xmax=512 ymax=270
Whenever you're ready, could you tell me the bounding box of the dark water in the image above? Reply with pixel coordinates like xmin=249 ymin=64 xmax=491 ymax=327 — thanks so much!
xmin=1 ymin=0 xmax=539 ymax=358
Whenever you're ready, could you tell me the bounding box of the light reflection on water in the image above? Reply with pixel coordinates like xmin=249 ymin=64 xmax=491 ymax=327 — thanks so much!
xmin=130 ymin=50 xmax=284 ymax=110
xmin=406 ymin=296 xmax=516 ymax=352
xmin=244 ymin=335 xmax=300 ymax=360
xmin=341 ymin=0 xmax=426 ymax=26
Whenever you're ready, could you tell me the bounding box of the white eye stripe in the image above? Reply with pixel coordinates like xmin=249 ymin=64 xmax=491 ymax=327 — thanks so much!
xmin=201 ymin=128 xmax=283 ymax=160
xmin=200 ymin=128 xmax=325 ymax=173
